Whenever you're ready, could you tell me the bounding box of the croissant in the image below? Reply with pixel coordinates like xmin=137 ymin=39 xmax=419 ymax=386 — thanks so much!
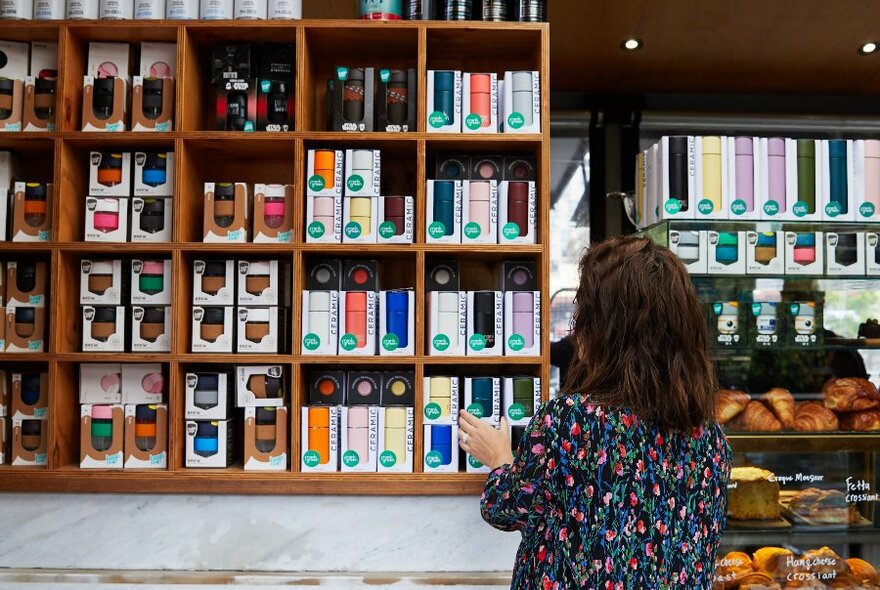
xmin=714 ymin=551 xmax=754 ymax=586
xmin=733 ymin=401 xmax=783 ymax=432
xmin=846 ymin=558 xmax=879 ymax=584
xmin=736 ymin=572 xmax=776 ymax=587
xmin=801 ymin=547 xmax=849 ymax=578
xmin=840 ymin=410 xmax=880 ymax=432
xmin=762 ymin=388 xmax=795 ymax=429
xmin=793 ymin=402 xmax=839 ymax=432
xmin=822 ymin=377 xmax=880 ymax=412
xmin=753 ymin=547 xmax=794 ymax=578
xmin=716 ymin=389 xmax=751 ymax=424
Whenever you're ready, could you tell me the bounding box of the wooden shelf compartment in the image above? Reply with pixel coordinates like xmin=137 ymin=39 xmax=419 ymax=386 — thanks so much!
xmin=728 ymin=433 xmax=880 ymax=453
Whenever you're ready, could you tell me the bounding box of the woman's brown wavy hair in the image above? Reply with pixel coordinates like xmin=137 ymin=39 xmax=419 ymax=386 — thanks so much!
xmin=563 ymin=236 xmax=717 ymax=431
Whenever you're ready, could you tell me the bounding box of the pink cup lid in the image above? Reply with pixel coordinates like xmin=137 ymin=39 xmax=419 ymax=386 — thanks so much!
xmin=348 ymin=406 xmax=369 ymax=427
xmin=470 ymin=74 xmax=491 ymax=93
xmin=94 ymin=213 xmax=119 ymax=231
xmin=512 ymin=291 xmax=534 ymax=310
xmin=100 ymin=373 xmax=121 ymax=393
xmin=92 ymin=405 xmax=114 ymax=419
xmin=142 ymin=373 xmax=164 ymax=394
xmin=469 ymin=181 xmax=490 ymax=201
xmin=735 ymin=137 xmax=753 ymax=155
xmin=264 ymin=202 xmax=285 ymax=216
xmin=866 ymin=139 xmax=880 ymax=159
xmin=313 ymin=196 xmax=335 ymax=217
xmin=768 ymin=138 xmax=785 ymax=157
xmin=142 ymin=261 xmax=165 ymax=275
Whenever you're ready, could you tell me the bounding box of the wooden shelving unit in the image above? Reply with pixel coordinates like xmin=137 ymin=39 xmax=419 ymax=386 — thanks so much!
xmin=0 ymin=19 xmax=550 ymax=495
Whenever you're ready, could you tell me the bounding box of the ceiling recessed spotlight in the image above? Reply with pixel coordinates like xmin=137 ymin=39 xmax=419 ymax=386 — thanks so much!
xmin=859 ymin=42 xmax=878 ymax=55
xmin=621 ymin=38 xmax=642 ymax=51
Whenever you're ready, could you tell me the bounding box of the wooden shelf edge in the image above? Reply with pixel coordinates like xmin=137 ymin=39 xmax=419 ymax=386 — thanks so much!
xmin=727 ymin=433 xmax=880 ymax=453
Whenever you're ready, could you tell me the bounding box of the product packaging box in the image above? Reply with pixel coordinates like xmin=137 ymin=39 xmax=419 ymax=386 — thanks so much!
xmin=131 ymin=306 xmax=171 ymax=352
xmin=80 ymin=363 xmax=122 ymax=404
xmin=0 ymin=418 xmax=6 ymax=464
xmin=503 ymin=376 xmax=541 ymax=426
xmin=657 ymin=136 xmax=696 ymax=220
xmin=301 ymin=290 xmax=339 ymax=355
xmin=185 ymin=419 xmax=234 ymax=468
xmin=244 ymin=406 xmax=287 ymax=471
xmin=749 ymin=302 xmax=783 ymax=349
xmin=340 ymin=405 xmax=378 ymax=473
xmin=193 ymin=259 xmax=235 ymax=305
xmin=423 ymin=424 xmax=459 ymax=473
xmin=467 ymin=291 xmax=503 ymax=356
xmin=185 ymin=372 xmax=230 ymax=420
xmin=237 ymin=306 xmax=284 ymax=353
xmin=306 ymin=195 xmax=343 ymax=243
xmin=10 ymin=182 xmax=52 ymax=242
xmin=426 ymin=70 xmax=462 ymax=133
xmin=80 ymin=259 xmax=122 ymax=305
xmin=0 ymin=41 xmax=28 ymax=131
xmin=377 ymin=195 xmax=414 ymax=244
xmin=377 ymin=406 xmax=414 ymax=473
xmin=124 ymin=403 xmax=168 ymax=469
xmin=819 ymin=139 xmax=856 ymax=222
xmin=0 ymin=0 xmax=32 ymax=22
xmin=309 ymin=370 xmax=345 ymax=406
xmin=133 ymin=152 xmax=173 ymax=197
xmin=504 ymin=290 xmax=540 ymax=356
xmin=344 ymin=149 xmax=381 ymax=198
xmin=215 ymin=79 xmax=256 ymax=131
xmin=99 ymin=0 xmax=134 ymax=20
xmin=784 ymin=231 xmax=824 ymax=275
xmin=121 ymin=363 xmax=164 ymax=404
xmin=82 ymin=305 xmax=125 ymax=351
xmin=346 ymin=371 xmax=380 ymax=406
xmin=203 ymin=182 xmax=249 ymax=242
xmin=758 ymin=137 xmax=789 ymax=220
xmin=379 ymin=371 xmax=415 ymax=407
xmin=131 ymin=196 xmax=173 ymax=242
xmin=84 ymin=196 xmax=129 ymax=243
xmin=855 ymin=140 xmax=880 ymax=222
xmin=132 ymin=42 xmax=176 ymax=131
xmin=0 ymin=152 xmax=20 ymax=240
xmin=342 ymin=195 xmax=378 ymax=244
xmin=237 ymin=260 xmax=281 ymax=306
xmin=236 ymin=365 xmax=285 ymax=407
xmin=787 ymin=301 xmax=823 ymax=348
xmin=80 ymin=404 xmax=125 ymax=469
xmin=867 ymin=233 xmax=880 ymax=276
xmin=67 ymin=0 xmax=99 ymax=18
xmin=376 ymin=68 xmax=416 ymax=133
xmin=378 ymin=289 xmax=414 ymax=356
xmin=708 ymin=301 xmax=745 ymax=349
xmin=423 ymin=375 xmax=459 ymax=425
xmin=427 ymin=261 xmax=466 ymax=356
xmin=426 ymin=179 xmax=463 ymax=243
xmin=463 ymin=376 xmax=501 ymax=422
xmin=130 ymin=259 xmax=171 ymax=305
xmin=200 ymin=0 xmax=232 ymax=18
xmin=4 ymin=305 xmax=46 ymax=352
xmin=462 ymin=72 xmax=498 ymax=134
xmin=11 ymin=418 xmax=47 ymax=466
xmin=306 ymin=149 xmax=344 ymax=198
xmin=23 ymin=41 xmax=58 ymax=132
xmin=725 ymin=136 xmax=760 ymax=220
xmin=498 ymin=181 xmax=536 ymax=244
xmin=0 ymin=369 xmax=7 ymax=415
xmin=191 ymin=305 xmax=234 ymax=353
xmin=338 ymin=290 xmax=377 ymax=356
xmin=327 ymin=66 xmax=374 ymax=132
xmin=253 ymin=184 xmax=293 ymax=243
xmin=461 ymin=180 xmax=498 ymax=244
xmin=82 ymin=70 xmax=129 ymax=132
xmin=783 ymin=139 xmax=823 ymax=222
xmin=501 ymin=70 xmax=540 ymax=134
xmin=301 ymin=405 xmax=339 ymax=472
xmin=746 ymin=231 xmax=785 ymax=275
xmin=669 ymin=230 xmax=707 ymax=274
xmin=256 ymin=79 xmax=294 ymax=132
xmin=10 ymin=372 xmax=48 ymax=419
xmin=8 ymin=261 xmax=48 ymax=307
xmin=707 ymin=230 xmax=747 ymax=275
xmin=826 ymin=232 xmax=866 ymax=276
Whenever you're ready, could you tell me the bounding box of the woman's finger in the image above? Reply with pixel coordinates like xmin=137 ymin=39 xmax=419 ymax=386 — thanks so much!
xmin=459 ymin=410 xmax=481 ymax=427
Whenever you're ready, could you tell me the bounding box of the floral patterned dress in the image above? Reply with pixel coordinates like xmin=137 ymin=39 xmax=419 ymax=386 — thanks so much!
xmin=482 ymin=395 xmax=731 ymax=590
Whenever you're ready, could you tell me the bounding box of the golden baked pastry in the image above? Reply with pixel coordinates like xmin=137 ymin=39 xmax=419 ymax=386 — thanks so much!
xmin=713 ymin=551 xmax=754 ymax=588
xmin=822 ymin=377 xmax=880 ymax=412
xmin=789 ymin=488 xmax=860 ymax=525
xmin=734 ymin=401 xmax=783 ymax=432
xmin=801 ymin=547 xmax=849 ymax=578
xmin=840 ymin=410 xmax=880 ymax=432
xmin=763 ymin=388 xmax=796 ymax=429
xmin=847 ymin=558 xmax=879 ymax=584
xmin=729 ymin=467 xmax=780 ymax=520
xmin=716 ymin=389 xmax=751 ymax=424
xmin=753 ymin=547 xmax=795 ymax=578
xmin=736 ymin=571 xmax=776 ymax=587
xmin=793 ymin=402 xmax=839 ymax=432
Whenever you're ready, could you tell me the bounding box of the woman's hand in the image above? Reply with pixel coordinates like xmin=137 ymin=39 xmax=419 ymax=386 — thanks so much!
xmin=458 ymin=411 xmax=514 ymax=470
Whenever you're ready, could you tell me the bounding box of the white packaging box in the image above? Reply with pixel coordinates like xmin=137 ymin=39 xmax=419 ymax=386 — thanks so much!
xmin=130 ymin=306 xmax=171 ymax=352
xmin=724 ymin=136 xmax=761 ymax=220
xmin=463 ymin=376 xmax=501 ymax=422
xmin=88 ymin=152 xmax=131 ymax=197
xmin=422 ymin=375 xmax=459 ymax=425
xmin=185 ymin=372 xmax=229 ymax=420
xmin=746 ymin=231 xmax=785 ymax=275
xmin=67 ymin=0 xmax=98 ymax=17
xmin=80 ymin=259 xmax=123 ymax=305
xmin=243 ymin=406 xmax=287 ymax=471
xmin=87 ymin=42 xmax=131 ymax=80
xmin=377 ymin=407 xmax=414 ymax=473
xmin=426 ymin=179 xmax=462 ymax=243
xmin=301 ymin=290 xmax=339 ymax=355
xmin=502 ymin=376 xmax=541 ymax=426
xmin=191 ymin=306 xmax=234 ymax=353
xmin=235 ymin=365 xmax=284 ymax=407
xmin=133 ymin=152 xmax=174 ymax=197
xmin=306 ymin=149 xmax=344 ymax=198
xmin=782 ymin=138 xmax=823 ymax=222
xmin=461 ymin=180 xmax=498 ymax=244
xmin=268 ymin=0 xmax=299 ymax=18
xmin=338 ymin=290 xmax=377 ymax=356
xmin=84 ymin=197 xmax=129 ymax=243
xmin=466 ymin=290 xmax=503 ymax=356
xmin=784 ymin=231 xmax=824 ymax=275
xmin=11 ymin=417 xmax=47 ymax=466
xmin=426 ymin=70 xmax=462 ymax=133
xmin=340 ymin=406 xmax=379 ymax=473
xmin=669 ymin=230 xmax=707 ymax=274
xmin=462 ymin=72 xmax=498 ymax=134
xmin=306 ymin=194 xmax=343 ymax=243
xmin=826 ymin=232 xmax=866 ymax=276
xmin=657 ymin=135 xmax=696 ymax=220
xmin=707 ymin=230 xmax=747 ymax=275
xmin=185 ymin=419 xmax=233 ymax=468
xmin=199 ymin=0 xmax=232 ymax=18
xmin=378 ymin=290 xmax=414 ymax=356
xmin=123 ymin=403 xmax=167 ymax=469
xmin=428 ymin=290 xmax=467 ymax=356
xmin=300 ymin=406 xmax=339 ymax=472
xmin=80 ymin=363 xmax=123 ymax=404
xmin=234 ymin=0 xmax=266 ymax=18
xmin=237 ymin=260 xmax=279 ymax=306
xmin=691 ymin=136 xmax=728 ymax=220
xmin=343 ymin=148 xmax=381 ymax=197
xmin=504 ymin=290 xmax=540 ymax=356
xmin=854 ymin=140 xmax=880 ymax=222
xmin=501 ymin=70 xmax=540 ymax=134
xmin=99 ymin=0 xmax=133 ymax=19
xmin=0 ymin=0 xmax=33 ymax=18
xmin=377 ymin=195 xmax=414 ymax=244
xmin=342 ymin=195 xmax=378 ymax=244
xmin=423 ymin=424 xmax=459 ymax=473
xmin=33 ymin=0 xmax=64 ymax=21
xmin=192 ymin=259 xmax=235 ymax=305
xmin=819 ymin=139 xmax=856 ymax=222
xmin=121 ymin=363 xmax=164 ymax=405
xmin=165 ymin=0 xmax=197 ymax=18
xmin=236 ymin=306 xmax=280 ymax=353
xmin=134 ymin=0 xmax=165 ymax=18
xmin=82 ymin=305 xmax=126 ymax=351
xmin=498 ymin=181 xmax=536 ymax=244
xmin=131 ymin=259 xmax=172 ymax=305
xmin=867 ymin=233 xmax=880 ymax=276
xmin=131 ymin=197 xmax=173 ymax=242
xmin=80 ymin=404 xmax=124 ymax=469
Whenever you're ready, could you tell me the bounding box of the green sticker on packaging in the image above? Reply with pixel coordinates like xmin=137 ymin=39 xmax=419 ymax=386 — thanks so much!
xmin=508 ymin=334 xmax=526 ymax=351
xmin=697 ymin=199 xmax=714 ymax=215
xmin=342 ymin=450 xmax=360 ymax=468
xmin=340 ymin=333 xmax=358 ymax=351
xmin=307 ymin=222 xmax=326 ymax=239
xmin=347 ymin=174 xmax=365 ymax=192
xmin=751 ymin=303 xmax=763 ymax=316
xmin=344 ymin=222 xmax=362 ymax=239
xmin=792 ymin=201 xmax=810 ymax=217
xmin=378 ymin=221 xmax=396 ymax=239
xmin=243 ymin=121 xmax=254 ymax=132
xmin=465 ymin=114 xmax=483 ymax=130
xmin=468 ymin=455 xmax=483 ymax=468
xmin=424 ymin=403 xmax=442 ymax=420
xmin=467 ymin=403 xmax=484 ymax=418
xmin=432 ymin=334 xmax=451 ymax=351
xmin=790 ymin=303 xmax=801 ymax=315
xmin=260 ymin=80 xmax=272 ymax=93
xmin=502 ymin=222 xmax=520 ymax=240
xmin=425 ymin=450 xmax=444 ymax=469
xmin=469 ymin=333 xmax=487 ymax=351
xmin=825 ymin=202 xmax=842 ymax=217
xmin=337 ymin=66 xmax=349 ymax=80
xmin=382 ymin=333 xmax=399 ymax=351
xmin=429 ymin=111 xmax=447 ymax=128
xmin=428 ymin=222 xmax=447 ymax=239
xmin=507 ymin=113 xmax=525 ymax=129
xmin=764 ymin=200 xmax=780 ymax=216
xmin=713 ymin=303 xmax=723 ymax=315
xmin=730 ymin=199 xmax=747 ymax=216
xmin=303 ymin=333 xmax=321 ymax=351
xmin=379 ymin=69 xmax=391 ymax=83
xmin=379 ymin=450 xmax=397 ymax=467
xmin=308 ymin=175 xmax=326 ymax=192
xmin=507 ymin=403 xmax=526 ymax=421
xmin=463 ymin=222 xmax=482 ymax=240
xmin=860 ymin=202 xmax=876 ymax=217
xmin=302 ymin=450 xmax=321 ymax=468
xmin=664 ymin=199 xmax=682 ymax=215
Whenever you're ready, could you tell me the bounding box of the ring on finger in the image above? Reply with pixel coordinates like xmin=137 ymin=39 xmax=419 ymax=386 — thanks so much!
xmin=461 ymin=432 xmax=470 ymax=445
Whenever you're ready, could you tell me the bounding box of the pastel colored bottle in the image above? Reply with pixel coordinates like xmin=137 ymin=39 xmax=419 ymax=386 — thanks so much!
xmin=702 ymin=136 xmax=722 ymax=213
xmin=437 ymin=291 xmax=460 ymax=348
xmin=429 ymin=376 xmax=452 ymax=418
xmin=91 ymin=405 xmax=113 ymax=452
xmin=469 ymin=73 xmax=491 ymax=128
xmin=676 ymin=231 xmax=700 ymax=263
xmin=511 ymin=291 xmax=534 ymax=348
xmin=135 ymin=404 xmax=157 ymax=452
xmin=384 ymin=407 xmax=407 ymax=461
xmin=668 ymin=136 xmax=688 ymax=209
xmin=308 ymin=407 xmax=330 ymax=464
xmin=468 ymin=181 xmax=490 ymax=237
xmin=828 ymin=140 xmax=848 ymax=215
xmin=767 ymin=138 xmax=786 ymax=213
xmin=433 ymin=181 xmax=455 ymax=235
xmin=864 ymin=140 xmax=880 ymax=214
xmin=511 ymin=72 xmax=533 ymax=126
xmin=308 ymin=291 xmax=331 ymax=346
xmin=345 ymin=291 xmax=368 ymax=348
xmin=431 ymin=425 xmax=452 ymax=465
xmin=734 ymin=137 xmax=754 ymax=212
xmin=347 ymin=406 xmax=370 ymax=461
xmin=796 ymin=139 xmax=816 ymax=213
xmin=349 ymin=197 xmax=372 ymax=236
xmin=351 ymin=149 xmax=374 ymax=192
xmin=314 ymin=150 xmax=337 ymax=189
xmin=386 ymin=290 xmax=409 ymax=348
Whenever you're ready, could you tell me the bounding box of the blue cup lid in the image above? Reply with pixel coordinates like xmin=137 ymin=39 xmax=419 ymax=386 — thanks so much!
xmin=432 ymin=425 xmax=452 ymax=445
xmin=434 ymin=181 xmax=454 ymax=200
xmin=829 ymin=140 xmax=847 ymax=158
xmin=756 ymin=232 xmax=777 ymax=247
xmin=196 ymin=421 xmax=218 ymax=437
xmin=194 ymin=437 xmax=219 ymax=453
xmin=434 ymin=71 xmax=454 ymax=92
xmin=795 ymin=233 xmax=816 ymax=247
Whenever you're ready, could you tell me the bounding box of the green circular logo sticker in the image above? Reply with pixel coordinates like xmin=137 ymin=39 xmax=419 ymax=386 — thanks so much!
xmin=342 ymin=450 xmax=360 ymax=468
xmin=378 ymin=221 xmax=396 ymax=239
xmin=502 ymin=222 xmax=520 ymax=240
xmin=463 ymin=222 xmax=482 ymax=240
xmin=508 ymin=403 xmax=526 ymax=421
xmin=730 ymin=199 xmax=747 ymax=216
xmin=467 ymin=403 xmax=484 ymax=418
xmin=308 ymin=175 xmax=326 ymax=192
xmin=424 ymin=402 xmax=442 ymax=421
xmin=468 ymin=455 xmax=483 ymax=468
xmin=425 ymin=450 xmax=444 ymax=469
xmin=508 ymin=334 xmax=526 ymax=351
xmin=792 ymin=201 xmax=809 ymax=217
xmin=469 ymin=333 xmax=487 ymax=352
xmin=379 ymin=450 xmax=397 ymax=468
xmin=303 ymin=333 xmax=321 ymax=351
xmin=825 ymin=201 xmax=842 ymax=217
xmin=307 ymin=222 xmax=326 ymax=239
xmin=507 ymin=112 xmax=525 ymax=129
xmin=465 ymin=113 xmax=483 ymax=131
xmin=697 ymin=199 xmax=714 ymax=215
xmin=346 ymin=174 xmax=365 ymax=192
xmin=428 ymin=221 xmax=447 ymax=239
xmin=860 ymin=202 xmax=876 ymax=217
xmin=764 ymin=200 xmax=780 ymax=216
xmin=302 ymin=450 xmax=321 ymax=468
xmin=429 ymin=111 xmax=447 ymax=128
xmin=344 ymin=222 xmax=362 ymax=239
xmin=382 ymin=333 xmax=399 ymax=351
xmin=340 ymin=333 xmax=358 ymax=351
xmin=432 ymin=334 xmax=451 ymax=351
xmin=664 ymin=199 xmax=682 ymax=215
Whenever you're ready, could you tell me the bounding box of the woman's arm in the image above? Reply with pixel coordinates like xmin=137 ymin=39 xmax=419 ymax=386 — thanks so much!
xmin=480 ymin=400 xmax=563 ymax=532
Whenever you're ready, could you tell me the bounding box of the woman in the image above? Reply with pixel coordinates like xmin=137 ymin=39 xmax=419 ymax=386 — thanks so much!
xmin=459 ymin=237 xmax=731 ymax=589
